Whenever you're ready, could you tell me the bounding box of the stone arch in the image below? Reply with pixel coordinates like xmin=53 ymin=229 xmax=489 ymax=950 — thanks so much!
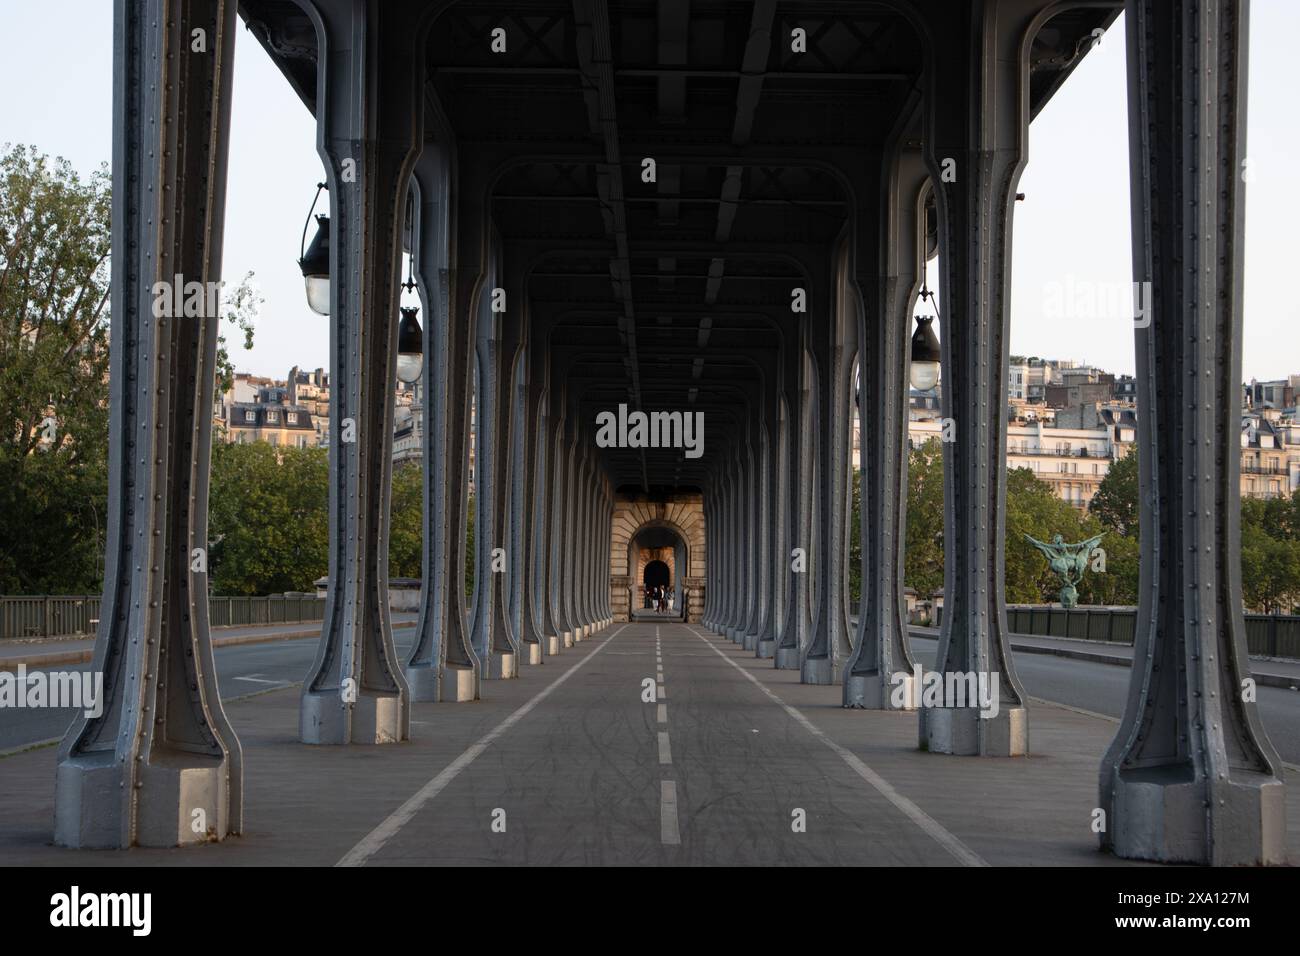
xmin=609 ymin=495 xmax=706 ymax=622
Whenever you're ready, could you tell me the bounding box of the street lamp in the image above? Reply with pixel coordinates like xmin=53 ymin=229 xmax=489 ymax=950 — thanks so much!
xmin=396 ymin=306 xmax=423 ymax=383
xmin=298 ymin=182 xmax=330 ymax=316
xmin=910 ymin=283 xmax=941 ymax=391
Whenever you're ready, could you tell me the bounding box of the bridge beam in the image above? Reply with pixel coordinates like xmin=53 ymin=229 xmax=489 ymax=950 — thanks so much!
xmin=56 ymin=0 xmax=243 ymax=848
xmin=1099 ymin=0 xmax=1285 ymax=865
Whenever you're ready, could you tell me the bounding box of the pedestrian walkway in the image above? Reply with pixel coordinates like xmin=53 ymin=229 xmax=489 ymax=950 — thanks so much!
xmin=3 ymin=622 xmax=1297 ymax=865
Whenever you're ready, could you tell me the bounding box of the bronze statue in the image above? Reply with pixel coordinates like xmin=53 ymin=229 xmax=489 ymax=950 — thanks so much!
xmin=1024 ymin=532 xmax=1105 ymax=608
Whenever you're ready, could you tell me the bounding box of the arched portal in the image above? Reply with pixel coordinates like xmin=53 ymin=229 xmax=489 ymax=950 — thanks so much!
xmin=629 ymin=525 xmax=687 ymax=619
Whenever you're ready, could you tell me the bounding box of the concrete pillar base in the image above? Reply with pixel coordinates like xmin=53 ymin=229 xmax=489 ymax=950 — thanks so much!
xmin=800 ymin=657 xmax=840 ymax=685
xmin=301 ymin=690 xmax=404 ymax=745
xmin=843 ymin=672 xmax=917 ymax=710
xmin=920 ymin=704 xmax=1028 ymax=756
xmin=562 ymin=631 xmax=574 ymax=648
xmin=774 ymin=646 xmax=800 ymax=669
xmin=440 ymin=664 xmax=477 ymax=702
xmin=742 ymin=632 xmax=758 ymax=652
xmin=546 ymin=634 xmax=561 ymax=655
xmin=756 ymin=638 xmax=775 ymax=659
xmin=1106 ymin=768 xmax=1285 ymax=865
xmin=484 ymin=651 xmax=516 ymax=680
xmin=521 ymin=642 xmax=542 ymax=665
xmin=55 ymin=752 xmax=234 ymax=849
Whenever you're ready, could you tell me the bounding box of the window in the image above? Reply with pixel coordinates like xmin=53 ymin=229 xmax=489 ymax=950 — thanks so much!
xmin=245 ymin=410 xmax=256 ymax=423
xmin=266 ymin=410 xmax=279 ymax=423
xmin=287 ymin=412 xmax=298 ymax=424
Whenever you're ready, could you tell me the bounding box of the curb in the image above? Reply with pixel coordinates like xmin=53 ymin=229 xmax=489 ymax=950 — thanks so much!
xmin=0 ymin=621 xmax=417 ymax=672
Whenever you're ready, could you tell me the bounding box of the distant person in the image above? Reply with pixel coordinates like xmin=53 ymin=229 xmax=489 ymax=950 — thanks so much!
xmin=667 ymin=591 xmax=675 ymax=614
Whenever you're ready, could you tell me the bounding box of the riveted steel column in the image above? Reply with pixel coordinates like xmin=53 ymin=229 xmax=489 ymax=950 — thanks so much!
xmin=915 ymin=1 xmax=1033 ymax=755
xmin=776 ymin=341 xmax=812 ymax=670
xmin=56 ymin=0 xmax=241 ymax=849
xmin=758 ymin=390 xmax=789 ymax=660
xmin=559 ymin=418 xmax=580 ymax=645
xmin=405 ymin=138 xmax=477 ymax=702
xmin=470 ymin=255 xmax=522 ymax=680
xmin=299 ymin=0 xmax=426 ymax=744
xmin=725 ymin=448 xmax=742 ymax=641
xmin=742 ymin=408 xmax=765 ymax=650
xmin=1099 ymin=0 xmax=1284 ymax=865
xmin=801 ymin=260 xmax=854 ymax=685
xmin=844 ymin=143 xmax=926 ymax=709
xmin=507 ymin=349 xmax=537 ymax=661
xmin=702 ymin=485 xmax=716 ymax=629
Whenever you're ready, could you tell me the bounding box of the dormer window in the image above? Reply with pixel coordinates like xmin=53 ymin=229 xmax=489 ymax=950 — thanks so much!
xmin=266 ymin=411 xmax=279 ymax=424
xmin=245 ymin=410 xmax=256 ymax=423
xmin=287 ymin=412 xmax=298 ymax=424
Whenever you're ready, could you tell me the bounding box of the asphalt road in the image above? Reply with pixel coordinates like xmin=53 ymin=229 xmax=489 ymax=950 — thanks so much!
xmin=3 ymin=627 xmax=1297 ymax=766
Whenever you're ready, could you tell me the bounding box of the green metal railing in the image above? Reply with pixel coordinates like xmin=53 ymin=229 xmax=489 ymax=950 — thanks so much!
xmin=0 ymin=594 xmax=326 ymax=640
xmin=931 ymin=604 xmax=1300 ymax=659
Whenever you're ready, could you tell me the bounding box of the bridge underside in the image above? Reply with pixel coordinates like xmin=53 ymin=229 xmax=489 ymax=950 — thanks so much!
xmin=52 ymin=0 xmax=1286 ymax=866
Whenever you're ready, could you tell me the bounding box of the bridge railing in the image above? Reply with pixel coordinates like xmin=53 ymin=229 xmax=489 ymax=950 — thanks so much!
xmin=0 ymin=594 xmax=326 ymax=640
xmin=930 ymin=604 xmax=1300 ymax=659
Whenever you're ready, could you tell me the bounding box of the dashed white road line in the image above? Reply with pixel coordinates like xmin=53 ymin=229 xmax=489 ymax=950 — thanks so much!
xmin=657 ymin=703 xmax=667 ymax=724
xmin=658 ymin=730 xmax=672 ymax=765
xmin=688 ymin=625 xmax=988 ymax=868
xmin=660 ymin=780 xmax=681 ymax=845
xmin=336 ymin=624 xmax=629 ymax=867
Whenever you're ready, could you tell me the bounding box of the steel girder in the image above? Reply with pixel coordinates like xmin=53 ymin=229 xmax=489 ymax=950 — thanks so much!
xmin=1098 ymin=0 xmax=1285 ymax=865
xmin=55 ymin=0 xmax=243 ymax=849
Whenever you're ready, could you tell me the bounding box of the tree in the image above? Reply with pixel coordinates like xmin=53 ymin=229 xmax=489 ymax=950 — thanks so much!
xmin=0 ymin=145 xmax=111 ymax=593
xmin=904 ymin=439 xmax=945 ymax=602
xmin=1089 ymin=450 xmax=1138 ymax=536
xmin=207 ymin=442 xmax=329 ymax=594
xmin=388 ymin=460 xmax=423 ymax=578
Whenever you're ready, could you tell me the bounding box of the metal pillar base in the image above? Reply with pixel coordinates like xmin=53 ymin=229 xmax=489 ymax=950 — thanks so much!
xmin=55 ymin=752 xmax=233 ymax=849
xmin=404 ymin=663 xmax=444 ymax=702
xmin=562 ymin=631 xmax=574 ymax=648
xmin=483 ymin=652 xmax=517 ymax=680
xmin=775 ymin=647 xmax=800 ymax=670
xmin=742 ymin=632 xmax=758 ymax=652
xmin=800 ymin=657 xmax=841 ymax=685
xmin=844 ymin=672 xmax=917 ymax=711
xmin=1105 ymin=767 xmax=1284 ymax=866
xmin=547 ymin=634 xmax=561 ymax=655
xmin=301 ymin=691 xmax=405 ymax=746
xmin=756 ymin=639 xmax=775 ymax=659
xmin=521 ymin=643 xmax=543 ymax=665
xmin=920 ymin=705 xmax=1027 ymax=757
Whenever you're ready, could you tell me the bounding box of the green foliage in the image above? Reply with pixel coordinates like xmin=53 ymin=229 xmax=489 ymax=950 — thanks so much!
xmin=388 ymin=461 xmax=423 ymax=578
xmin=904 ymin=439 xmax=945 ymax=600
xmin=1240 ymin=493 xmax=1300 ymax=613
xmin=208 ymin=442 xmax=329 ymax=595
xmin=1088 ymin=450 xmax=1138 ymax=536
xmin=0 ymin=145 xmax=111 ymax=593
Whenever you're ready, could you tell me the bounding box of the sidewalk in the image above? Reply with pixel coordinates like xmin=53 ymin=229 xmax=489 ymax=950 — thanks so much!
xmin=909 ymin=625 xmax=1300 ymax=690
xmin=0 ymin=614 xmax=418 ymax=671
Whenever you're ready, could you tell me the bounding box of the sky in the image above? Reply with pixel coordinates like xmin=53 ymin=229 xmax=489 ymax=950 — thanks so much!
xmin=1 ymin=2 xmax=1296 ymax=382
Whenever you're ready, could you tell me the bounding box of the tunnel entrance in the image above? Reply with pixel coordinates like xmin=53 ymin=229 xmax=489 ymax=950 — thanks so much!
xmin=608 ymin=494 xmax=705 ymax=623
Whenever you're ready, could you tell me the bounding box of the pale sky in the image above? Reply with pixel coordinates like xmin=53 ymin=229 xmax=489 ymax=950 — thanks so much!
xmin=1 ymin=2 xmax=1296 ymax=382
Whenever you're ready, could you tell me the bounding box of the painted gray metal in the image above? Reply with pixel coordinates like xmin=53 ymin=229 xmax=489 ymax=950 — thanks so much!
xmin=56 ymin=0 xmax=243 ymax=848
xmin=1099 ymin=0 xmax=1285 ymax=865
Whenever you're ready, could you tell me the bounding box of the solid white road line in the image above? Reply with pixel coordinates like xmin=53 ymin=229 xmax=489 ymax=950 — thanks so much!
xmin=658 ymin=730 xmax=672 ymax=765
xmin=336 ymin=624 xmax=629 ymax=867
xmin=688 ymin=625 xmax=988 ymax=868
xmin=660 ymin=780 xmax=681 ymax=845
